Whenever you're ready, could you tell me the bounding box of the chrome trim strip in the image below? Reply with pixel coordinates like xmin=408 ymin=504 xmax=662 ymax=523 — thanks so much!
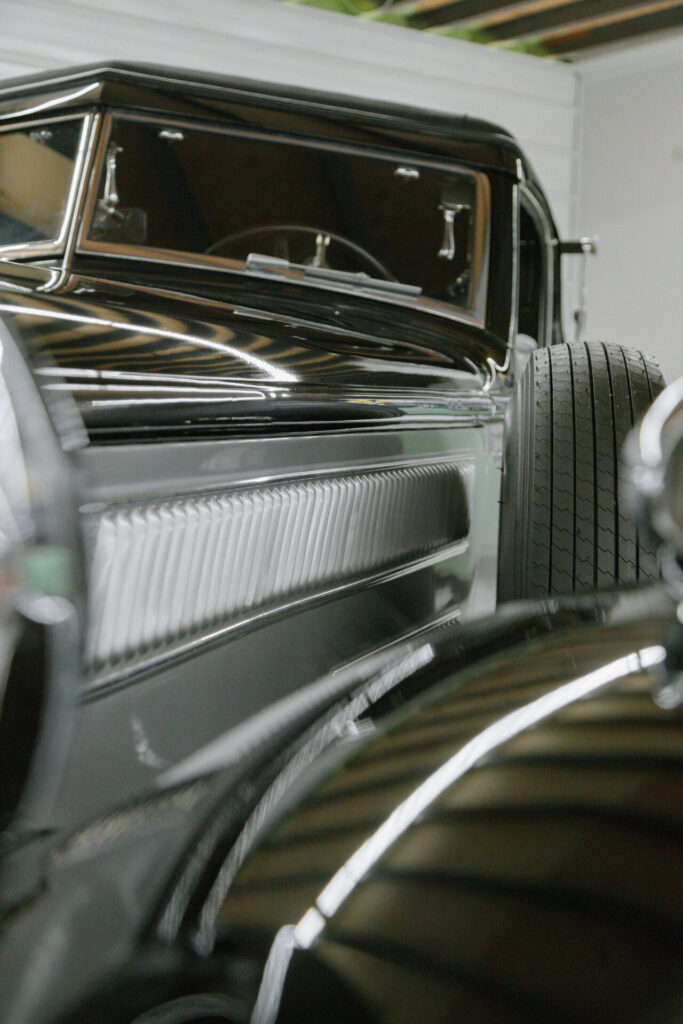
xmin=61 ymin=112 xmax=102 ymax=272
xmin=336 ymin=602 xmax=462 ymax=678
xmin=509 ymin=181 xmax=521 ymax=352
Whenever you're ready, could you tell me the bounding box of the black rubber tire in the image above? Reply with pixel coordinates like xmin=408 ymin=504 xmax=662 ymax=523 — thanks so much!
xmin=497 ymin=341 xmax=665 ymax=601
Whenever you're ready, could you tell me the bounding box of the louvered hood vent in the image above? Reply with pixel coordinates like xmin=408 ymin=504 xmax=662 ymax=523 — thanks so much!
xmin=86 ymin=460 xmax=471 ymax=681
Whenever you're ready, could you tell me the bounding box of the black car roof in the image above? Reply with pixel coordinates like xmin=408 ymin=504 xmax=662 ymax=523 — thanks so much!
xmin=0 ymin=61 xmax=530 ymax=180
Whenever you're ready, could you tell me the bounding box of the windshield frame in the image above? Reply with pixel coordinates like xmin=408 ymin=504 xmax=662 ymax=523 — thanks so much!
xmin=77 ymin=111 xmax=491 ymax=328
xmin=0 ymin=112 xmax=94 ymax=261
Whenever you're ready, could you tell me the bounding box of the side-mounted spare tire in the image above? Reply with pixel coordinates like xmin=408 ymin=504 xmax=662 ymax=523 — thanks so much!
xmin=497 ymin=342 xmax=665 ymax=601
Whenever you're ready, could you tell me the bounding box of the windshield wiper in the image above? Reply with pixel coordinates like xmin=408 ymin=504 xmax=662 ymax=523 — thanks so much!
xmin=245 ymin=253 xmax=422 ymax=297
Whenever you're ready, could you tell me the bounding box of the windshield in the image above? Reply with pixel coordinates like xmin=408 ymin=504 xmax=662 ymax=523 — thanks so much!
xmin=0 ymin=118 xmax=85 ymax=250
xmin=86 ymin=116 xmax=489 ymax=317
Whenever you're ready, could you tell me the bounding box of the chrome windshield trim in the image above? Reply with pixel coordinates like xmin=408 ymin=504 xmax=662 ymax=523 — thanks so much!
xmin=77 ymin=112 xmax=490 ymax=329
xmin=62 ymin=112 xmax=102 ymax=270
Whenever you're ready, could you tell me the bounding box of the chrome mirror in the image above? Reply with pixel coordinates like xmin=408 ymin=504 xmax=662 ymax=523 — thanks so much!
xmin=437 ymin=202 xmax=467 ymax=261
xmin=559 ymin=236 xmax=598 ymax=344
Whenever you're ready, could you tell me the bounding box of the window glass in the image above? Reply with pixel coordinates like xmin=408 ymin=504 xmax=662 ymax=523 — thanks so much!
xmin=517 ymin=204 xmax=545 ymax=343
xmin=0 ymin=119 xmax=84 ymax=248
xmin=88 ymin=118 xmax=486 ymax=313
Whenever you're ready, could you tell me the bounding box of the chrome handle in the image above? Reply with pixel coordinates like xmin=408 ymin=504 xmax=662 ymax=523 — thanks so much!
xmin=102 ymin=143 xmax=123 ymax=213
xmin=438 ymin=203 xmax=466 ymax=261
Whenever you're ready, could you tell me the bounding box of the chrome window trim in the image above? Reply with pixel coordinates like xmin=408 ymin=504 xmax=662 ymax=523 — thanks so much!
xmin=485 ymin=180 xmax=518 ymax=385
xmin=509 ymin=182 xmax=521 ymax=351
xmin=0 ymin=113 xmax=95 ymax=261
xmin=61 ymin=112 xmax=102 ymax=271
xmin=77 ymin=111 xmax=490 ymax=329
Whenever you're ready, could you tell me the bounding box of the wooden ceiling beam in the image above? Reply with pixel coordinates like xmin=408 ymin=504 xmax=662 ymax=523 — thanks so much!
xmin=388 ymin=0 xmax=529 ymax=29
xmin=299 ymin=0 xmax=683 ymax=59
xmin=540 ymin=3 xmax=683 ymax=54
xmin=475 ymin=0 xmax=683 ymax=41
xmin=472 ymin=0 xmax=585 ymax=32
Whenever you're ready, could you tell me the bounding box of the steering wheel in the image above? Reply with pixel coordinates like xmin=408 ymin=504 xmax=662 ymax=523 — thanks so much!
xmin=205 ymin=224 xmax=395 ymax=281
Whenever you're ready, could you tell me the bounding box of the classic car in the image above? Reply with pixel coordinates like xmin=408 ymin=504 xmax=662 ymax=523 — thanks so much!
xmin=0 ymin=62 xmax=678 ymax=1024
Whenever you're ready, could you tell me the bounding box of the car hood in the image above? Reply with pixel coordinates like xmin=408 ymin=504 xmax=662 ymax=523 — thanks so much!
xmin=0 ymin=260 xmax=501 ymax=442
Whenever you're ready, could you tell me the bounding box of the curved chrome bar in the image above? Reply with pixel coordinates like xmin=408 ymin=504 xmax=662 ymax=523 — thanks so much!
xmin=629 ymin=376 xmax=683 ymax=564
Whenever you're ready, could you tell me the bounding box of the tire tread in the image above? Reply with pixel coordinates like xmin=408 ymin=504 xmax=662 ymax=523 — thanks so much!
xmin=498 ymin=341 xmax=664 ymax=601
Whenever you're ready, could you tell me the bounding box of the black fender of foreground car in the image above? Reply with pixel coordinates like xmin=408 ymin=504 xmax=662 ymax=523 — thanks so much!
xmin=2 ymin=582 xmax=681 ymax=1024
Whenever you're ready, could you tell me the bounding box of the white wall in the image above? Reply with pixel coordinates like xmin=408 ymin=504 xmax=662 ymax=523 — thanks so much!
xmin=578 ymin=37 xmax=683 ymax=382
xmin=0 ymin=0 xmax=581 ymax=234
xmin=1 ymin=0 xmax=584 ymax=335
xmin=2 ymin=2 xmax=677 ymax=372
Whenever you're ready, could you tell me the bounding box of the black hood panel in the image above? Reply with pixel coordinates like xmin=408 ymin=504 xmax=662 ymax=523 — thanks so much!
xmin=0 ymin=262 xmax=499 ymax=442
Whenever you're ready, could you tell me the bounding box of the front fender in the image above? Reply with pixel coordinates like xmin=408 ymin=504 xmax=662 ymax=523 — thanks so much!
xmin=52 ymin=586 xmax=683 ymax=1024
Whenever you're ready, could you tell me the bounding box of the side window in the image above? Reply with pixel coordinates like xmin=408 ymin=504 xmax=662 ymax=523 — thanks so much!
xmin=0 ymin=119 xmax=84 ymax=249
xmin=517 ymin=203 xmax=545 ymax=344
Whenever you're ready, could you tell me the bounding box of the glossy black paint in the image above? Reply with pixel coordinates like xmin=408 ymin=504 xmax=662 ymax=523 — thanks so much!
xmin=0 ymin=60 xmax=561 ymax=388
xmin=0 ymin=63 xmax=524 ymax=177
xmin=0 ymin=244 xmax=503 ymax=794
xmin=0 ymin=259 xmax=503 ymax=443
xmin=207 ymin=594 xmax=682 ymax=1024
xmin=1 ymin=589 xmax=678 ymax=1024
